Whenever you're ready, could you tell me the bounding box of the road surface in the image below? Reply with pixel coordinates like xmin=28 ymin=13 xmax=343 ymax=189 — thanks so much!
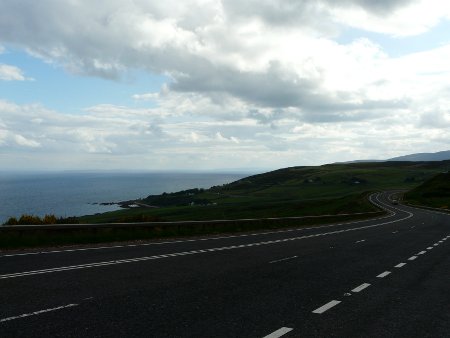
xmin=0 ymin=192 xmax=449 ymax=337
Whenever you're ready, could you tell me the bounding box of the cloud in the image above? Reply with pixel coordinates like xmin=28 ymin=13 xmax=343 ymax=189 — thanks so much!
xmin=0 ymin=63 xmax=30 ymax=81
xmin=13 ymin=134 xmax=41 ymax=148
xmin=332 ymin=0 xmax=450 ymax=36
xmin=0 ymin=92 xmax=446 ymax=171
xmin=0 ymin=1 xmax=447 ymax=93
xmin=1 ymin=1 xmax=450 ymax=169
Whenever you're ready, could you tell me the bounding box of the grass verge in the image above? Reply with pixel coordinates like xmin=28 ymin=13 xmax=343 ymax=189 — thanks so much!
xmin=0 ymin=210 xmax=385 ymax=250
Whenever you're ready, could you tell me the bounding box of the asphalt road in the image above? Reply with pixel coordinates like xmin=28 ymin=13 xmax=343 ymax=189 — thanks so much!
xmin=0 ymin=192 xmax=448 ymax=337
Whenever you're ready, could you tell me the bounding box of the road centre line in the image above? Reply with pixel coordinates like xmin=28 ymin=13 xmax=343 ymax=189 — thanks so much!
xmin=0 ymin=193 xmax=394 ymax=259
xmin=427 ymin=247 xmax=433 ymax=249
xmin=351 ymin=283 xmax=371 ymax=293
xmin=312 ymin=300 xmax=341 ymax=314
xmin=263 ymin=327 xmax=293 ymax=338
xmin=395 ymin=263 xmax=406 ymax=268
xmin=269 ymin=256 xmax=298 ymax=264
xmin=0 ymin=303 xmax=78 ymax=323
xmin=0 ymin=208 xmax=414 ymax=280
xmin=377 ymin=271 xmax=391 ymax=278
xmin=355 ymin=239 xmax=366 ymax=243
xmin=312 ymin=230 xmax=444 ymax=316
xmin=433 ymin=243 xmax=439 ymax=246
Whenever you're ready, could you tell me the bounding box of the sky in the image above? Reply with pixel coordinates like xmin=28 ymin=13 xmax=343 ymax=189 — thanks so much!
xmin=1 ymin=0 xmax=450 ymax=171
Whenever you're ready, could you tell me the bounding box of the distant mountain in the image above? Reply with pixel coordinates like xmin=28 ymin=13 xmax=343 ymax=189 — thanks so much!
xmin=387 ymin=150 xmax=450 ymax=162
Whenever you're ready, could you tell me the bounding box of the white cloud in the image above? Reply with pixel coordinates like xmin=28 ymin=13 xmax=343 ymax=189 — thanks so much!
xmin=0 ymin=1 xmax=450 ymax=169
xmin=0 ymin=94 xmax=448 ymax=170
xmin=332 ymin=0 xmax=450 ymax=37
xmin=0 ymin=63 xmax=29 ymax=81
xmin=13 ymin=134 xmax=41 ymax=148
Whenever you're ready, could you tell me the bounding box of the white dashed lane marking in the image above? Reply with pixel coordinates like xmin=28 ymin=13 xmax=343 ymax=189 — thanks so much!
xmin=312 ymin=300 xmax=341 ymax=314
xmin=351 ymin=283 xmax=371 ymax=293
xmin=263 ymin=327 xmax=293 ymax=338
xmin=311 ymin=230 xmax=449 ymax=316
xmin=377 ymin=271 xmax=391 ymax=278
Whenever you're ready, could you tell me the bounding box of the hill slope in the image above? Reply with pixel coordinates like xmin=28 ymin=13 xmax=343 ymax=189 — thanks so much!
xmin=81 ymin=160 xmax=450 ymax=223
xmin=404 ymin=172 xmax=450 ymax=209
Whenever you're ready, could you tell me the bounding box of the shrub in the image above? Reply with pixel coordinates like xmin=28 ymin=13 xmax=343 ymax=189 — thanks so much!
xmin=3 ymin=217 xmax=18 ymax=225
xmin=2 ymin=214 xmax=79 ymax=225
xmin=43 ymin=214 xmax=58 ymax=224
xmin=18 ymin=214 xmax=42 ymax=225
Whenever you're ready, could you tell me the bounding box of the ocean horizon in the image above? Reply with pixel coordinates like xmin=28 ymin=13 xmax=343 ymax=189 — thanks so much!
xmin=0 ymin=171 xmax=251 ymax=224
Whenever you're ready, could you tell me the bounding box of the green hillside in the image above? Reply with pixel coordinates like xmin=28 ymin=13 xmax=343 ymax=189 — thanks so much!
xmin=404 ymin=172 xmax=450 ymax=209
xmin=80 ymin=160 xmax=450 ymax=223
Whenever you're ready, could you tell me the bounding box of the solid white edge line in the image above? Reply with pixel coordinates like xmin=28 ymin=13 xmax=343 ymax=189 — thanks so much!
xmin=269 ymin=256 xmax=298 ymax=264
xmin=0 ymin=193 xmax=414 ymax=279
xmin=263 ymin=327 xmax=293 ymax=338
xmin=1 ymin=201 xmax=394 ymax=259
xmin=0 ymin=206 xmax=411 ymax=280
xmin=312 ymin=300 xmax=341 ymax=314
xmin=1 ymin=192 xmax=401 ymax=259
xmin=377 ymin=271 xmax=391 ymax=278
xmin=395 ymin=263 xmax=406 ymax=268
xmin=351 ymin=283 xmax=371 ymax=293
xmin=0 ymin=303 xmax=78 ymax=323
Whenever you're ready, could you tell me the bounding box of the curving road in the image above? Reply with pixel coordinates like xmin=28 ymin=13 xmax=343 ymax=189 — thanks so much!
xmin=0 ymin=192 xmax=449 ymax=337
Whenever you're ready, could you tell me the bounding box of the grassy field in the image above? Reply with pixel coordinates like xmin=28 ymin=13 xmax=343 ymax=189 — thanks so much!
xmin=404 ymin=172 xmax=450 ymax=209
xmin=4 ymin=161 xmax=448 ymax=249
xmin=81 ymin=160 xmax=450 ymax=223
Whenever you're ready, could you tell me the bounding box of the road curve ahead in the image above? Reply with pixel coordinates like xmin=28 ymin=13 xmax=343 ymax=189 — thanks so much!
xmin=0 ymin=192 xmax=449 ymax=337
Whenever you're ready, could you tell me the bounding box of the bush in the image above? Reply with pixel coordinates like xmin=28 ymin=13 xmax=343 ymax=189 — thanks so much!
xmin=43 ymin=214 xmax=58 ymax=224
xmin=3 ymin=214 xmax=79 ymax=225
xmin=3 ymin=217 xmax=18 ymax=225
xmin=18 ymin=214 xmax=42 ymax=225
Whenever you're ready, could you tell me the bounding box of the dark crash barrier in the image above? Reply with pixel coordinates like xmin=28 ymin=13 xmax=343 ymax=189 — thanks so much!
xmin=0 ymin=211 xmax=385 ymax=249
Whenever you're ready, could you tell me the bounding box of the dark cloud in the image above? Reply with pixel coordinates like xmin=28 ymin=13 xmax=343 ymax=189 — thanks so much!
xmin=170 ymin=58 xmax=409 ymax=123
xmin=222 ymin=0 xmax=418 ymax=28
xmin=341 ymin=0 xmax=417 ymax=14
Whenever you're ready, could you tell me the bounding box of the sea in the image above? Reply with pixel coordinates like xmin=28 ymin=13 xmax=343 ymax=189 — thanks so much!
xmin=0 ymin=171 xmax=250 ymax=224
